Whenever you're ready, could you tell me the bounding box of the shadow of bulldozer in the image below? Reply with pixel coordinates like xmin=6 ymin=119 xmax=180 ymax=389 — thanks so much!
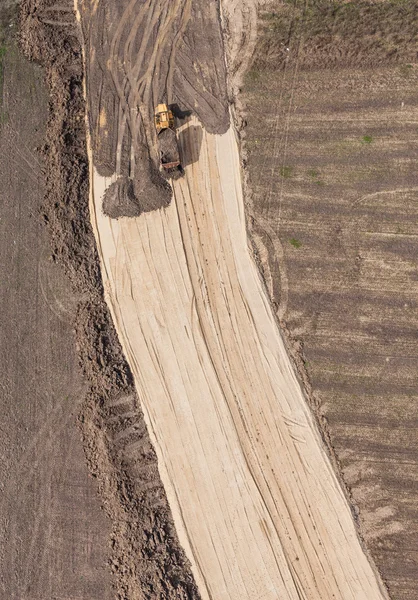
xmin=170 ymin=103 xmax=193 ymax=121
xmin=169 ymin=104 xmax=203 ymax=169
xmin=177 ymin=123 xmax=203 ymax=169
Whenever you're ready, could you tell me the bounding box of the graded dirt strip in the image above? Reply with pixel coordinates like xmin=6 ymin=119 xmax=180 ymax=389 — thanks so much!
xmin=83 ymin=105 xmax=388 ymax=599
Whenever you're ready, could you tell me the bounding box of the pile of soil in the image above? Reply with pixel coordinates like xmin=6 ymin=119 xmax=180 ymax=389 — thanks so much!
xmin=19 ymin=0 xmax=201 ymax=597
xmin=102 ymin=163 xmax=172 ymax=219
xmin=158 ymin=128 xmax=180 ymax=167
xmin=103 ymin=177 xmax=141 ymax=219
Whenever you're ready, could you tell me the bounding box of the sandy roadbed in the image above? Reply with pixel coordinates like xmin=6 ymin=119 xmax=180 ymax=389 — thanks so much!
xmin=85 ymin=111 xmax=388 ymax=599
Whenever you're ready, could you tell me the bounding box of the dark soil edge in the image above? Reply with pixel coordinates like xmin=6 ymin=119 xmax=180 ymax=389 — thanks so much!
xmin=19 ymin=1 xmax=201 ymax=598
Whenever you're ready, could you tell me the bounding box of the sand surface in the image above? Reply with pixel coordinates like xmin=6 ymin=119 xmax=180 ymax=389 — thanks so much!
xmin=87 ymin=115 xmax=388 ymax=600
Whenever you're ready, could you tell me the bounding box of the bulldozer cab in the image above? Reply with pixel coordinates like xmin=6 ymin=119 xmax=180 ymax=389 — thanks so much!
xmin=154 ymin=104 xmax=175 ymax=133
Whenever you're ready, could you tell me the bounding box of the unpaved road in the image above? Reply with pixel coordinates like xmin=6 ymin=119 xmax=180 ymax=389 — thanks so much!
xmin=87 ymin=119 xmax=388 ymax=598
xmin=76 ymin=0 xmax=390 ymax=598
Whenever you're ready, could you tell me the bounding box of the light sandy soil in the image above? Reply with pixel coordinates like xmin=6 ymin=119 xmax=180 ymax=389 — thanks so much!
xmin=85 ymin=110 xmax=389 ymax=598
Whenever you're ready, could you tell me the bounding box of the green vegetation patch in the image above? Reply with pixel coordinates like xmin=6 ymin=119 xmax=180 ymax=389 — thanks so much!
xmin=280 ymin=165 xmax=293 ymax=178
xmin=307 ymin=168 xmax=319 ymax=179
xmin=307 ymin=168 xmax=324 ymax=186
xmin=289 ymin=237 xmax=302 ymax=249
xmin=362 ymin=135 xmax=373 ymax=144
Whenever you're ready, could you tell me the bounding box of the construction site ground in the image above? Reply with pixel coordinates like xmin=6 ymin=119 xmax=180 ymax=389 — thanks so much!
xmin=0 ymin=0 xmax=416 ymax=598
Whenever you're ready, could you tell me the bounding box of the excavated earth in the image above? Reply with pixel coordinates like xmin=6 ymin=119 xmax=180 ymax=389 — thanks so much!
xmin=241 ymin=1 xmax=418 ymax=598
xmin=78 ymin=0 xmax=230 ymax=220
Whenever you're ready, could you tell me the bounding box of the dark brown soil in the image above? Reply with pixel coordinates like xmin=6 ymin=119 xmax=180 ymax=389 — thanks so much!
xmin=103 ymin=177 xmax=142 ymax=219
xmin=158 ymin=127 xmax=180 ymax=166
xmin=103 ymin=162 xmax=172 ymax=219
xmin=79 ymin=0 xmax=229 ymax=217
xmin=0 ymin=6 xmax=112 ymax=598
xmin=241 ymin=2 xmax=418 ymax=598
xmin=19 ymin=0 xmax=201 ymax=598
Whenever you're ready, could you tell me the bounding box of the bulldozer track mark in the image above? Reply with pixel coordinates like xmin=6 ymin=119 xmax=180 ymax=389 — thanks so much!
xmin=165 ymin=0 xmax=192 ymax=102
xmin=252 ymin=213 xmax=289 ymax=320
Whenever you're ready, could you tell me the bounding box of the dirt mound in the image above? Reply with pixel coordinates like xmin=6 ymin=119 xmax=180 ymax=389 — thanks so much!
xmin=132 ymin=159 xmax=172 ymax=212
xmin=103 ymin=165 xmax=172 ymax=219
xmin=158 ymin=128 xmax=180 ymax=167
xmin=19 ymin=0 xmax=201 ymax=597
xmin=103 ymin=178 xmax=141 ymax=219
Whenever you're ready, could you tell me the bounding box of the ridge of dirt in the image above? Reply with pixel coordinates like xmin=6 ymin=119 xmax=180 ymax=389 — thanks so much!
xmin=19 ymin=1 xmax=201 ymax=598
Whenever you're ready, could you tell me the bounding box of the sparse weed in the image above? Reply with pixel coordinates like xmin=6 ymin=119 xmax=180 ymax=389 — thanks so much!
xmin=307 ymin=168 xmax=324 ymax=186
xmin=290 ymin=238 xmax=302 ymax=249
xmin=256 ymin=0 xmax=418 ymax=71
xmin=307 ymin=168 xmax=319 ymax=178
xmin=362 ymin=135 xmax=373 ymax=144
xmin=0 ymin=44 xmax=5 ymax=117
xmin=245 ymin=69 xmax=260 ymax=85
xmin=399 ymin=63 xmax=413 ymax=77
xmin=280 ymin=165 xmax=293 ymax=178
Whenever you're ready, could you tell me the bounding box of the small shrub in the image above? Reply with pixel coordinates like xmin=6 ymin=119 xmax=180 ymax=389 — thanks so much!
xmin=399 ymin=63 xmax=413 ymax=77
xmin=280 ymin=165 xmax=293 ymax=178
xmin=290 ymin=238 xmax=302 ymax=249
xmin=362 ymin=135 xmax=373 ymax=144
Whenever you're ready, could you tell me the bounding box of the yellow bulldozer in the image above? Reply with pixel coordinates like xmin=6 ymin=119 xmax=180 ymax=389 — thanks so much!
xmin=154 ymin=103 xmax=175 ymax=133
xmin=154 ymin=103 xmax=182 ymax=177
